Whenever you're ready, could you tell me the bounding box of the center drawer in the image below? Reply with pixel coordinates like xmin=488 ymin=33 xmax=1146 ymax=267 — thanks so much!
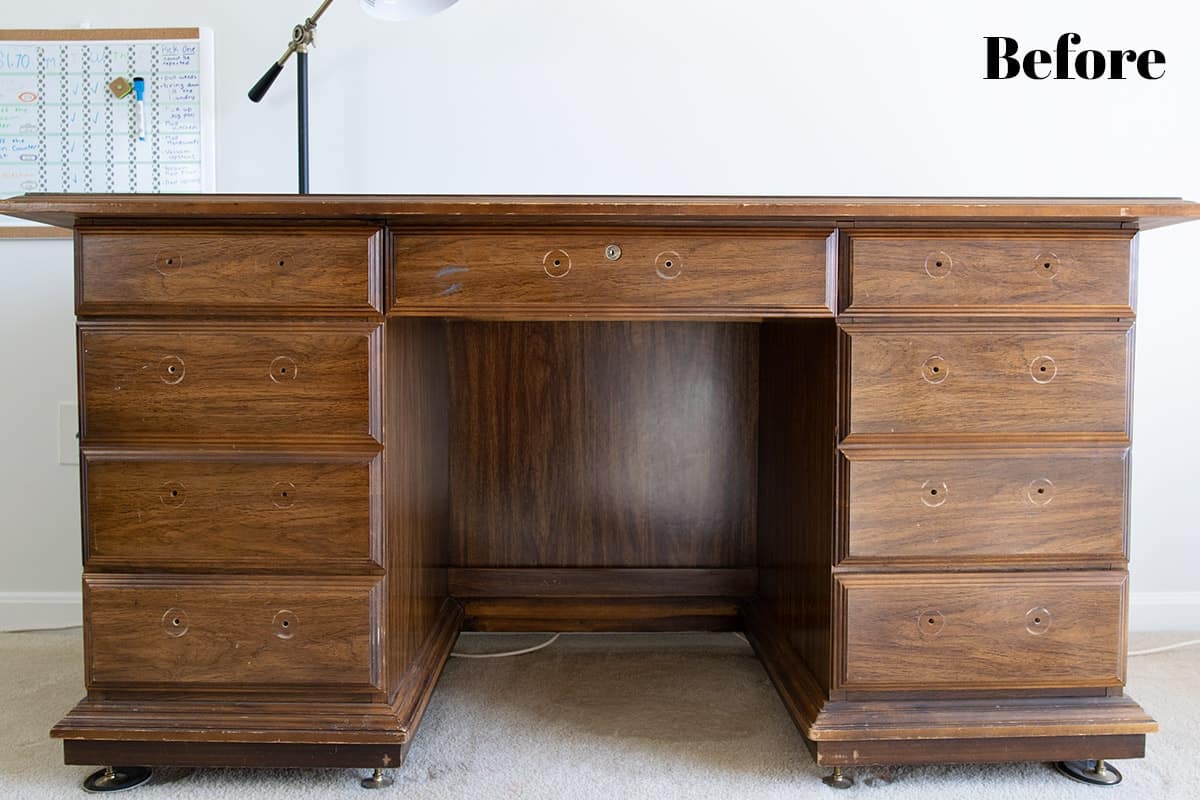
xmin=392 ymin=229 xmax=834 ymax=316
xmin=79 ymin=323 xmax=381 ymax=446
xmin=843 ymin=323 xmax=1131 ymax=437
xmin=84 ymin=575 xmax=384 ymax=693
xmin=835 ymin=571 xmax=1127 ymax=693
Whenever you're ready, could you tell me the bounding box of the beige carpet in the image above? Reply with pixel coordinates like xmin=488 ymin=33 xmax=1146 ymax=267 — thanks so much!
xmin=1 ymin=630 xmax=1197 ymax=799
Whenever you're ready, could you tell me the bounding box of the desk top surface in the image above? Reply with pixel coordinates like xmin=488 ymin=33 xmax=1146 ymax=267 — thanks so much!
xmin=3 ymin=194 xmax=1200 ymax=229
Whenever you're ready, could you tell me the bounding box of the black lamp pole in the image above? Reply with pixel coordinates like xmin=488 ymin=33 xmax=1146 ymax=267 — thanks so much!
xmin=248 ymin=0 xmax=335 ymax=194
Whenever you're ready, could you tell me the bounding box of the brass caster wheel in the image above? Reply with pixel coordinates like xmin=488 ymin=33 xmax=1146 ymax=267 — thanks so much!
xmin=1055 ymin=759 xmax=1123 ymax=786
xmin=82 ymin=766 xmax=153 ymax=793
xmin=361 ymin=768 xmax=394 ymax=789
xmin=822 ymin=766 xmax=854 ymax=789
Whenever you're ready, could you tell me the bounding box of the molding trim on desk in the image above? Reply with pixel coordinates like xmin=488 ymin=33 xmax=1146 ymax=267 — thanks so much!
xmin=0 ymin=591 xmax=82 ymax=632
xmin=1129 ymin=591 xmax=1200 ymax=632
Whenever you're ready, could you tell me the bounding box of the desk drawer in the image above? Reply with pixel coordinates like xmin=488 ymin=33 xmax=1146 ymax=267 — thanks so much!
xmin=842 ymin=449 xmax=1128 ymax=565
xmin=78 ymin=227 xmax=383 ymax=314
xmin=836 ymin=571 xmax=1127 ymax=692
xmin=83 ymin=453 xmax=380 ymax=571
xmin=845 ymin=324 xmax=1131 ymax=437
xmin=392 ymin=230 xmax=833 ymax=315
xmin=846 ymin=231 xmax=1134 ymax=314
xmin=79 ymin=324 xmax=380 ymax=445
xmin=84 ymin=575 xmax=383 ymax=692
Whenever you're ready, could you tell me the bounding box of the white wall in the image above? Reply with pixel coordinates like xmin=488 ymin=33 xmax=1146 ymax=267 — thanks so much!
xmin=2 ymin=0 xmax=1198 ymax=630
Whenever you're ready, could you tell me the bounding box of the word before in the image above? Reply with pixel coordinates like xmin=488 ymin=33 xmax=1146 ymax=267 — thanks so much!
xmin=986 ymin=33 xmax=1165 ymax=80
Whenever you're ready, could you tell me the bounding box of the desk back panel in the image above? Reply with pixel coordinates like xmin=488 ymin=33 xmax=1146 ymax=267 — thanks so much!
xmin=448 ymin=320 xmax=759 ymax=569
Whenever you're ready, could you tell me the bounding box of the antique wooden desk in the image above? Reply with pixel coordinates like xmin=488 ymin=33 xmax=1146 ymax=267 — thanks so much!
xmin=3 ymin=195 xmax=1198 ymax=791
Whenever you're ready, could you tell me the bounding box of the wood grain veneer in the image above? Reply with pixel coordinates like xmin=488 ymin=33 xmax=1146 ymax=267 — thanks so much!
xmin=77 ymin=225 xmax=383 ymax=315
xmin=84 ymin=575 xmax=384 ymax=694
xmin=844 ymin=321 xmax=1132 ymax=438
xmin=393 ymin=229 xmax=834 ymax=317
xmin=845 ymin=230 xmax=1135 ymax=316
xmin=448 ymin=321 xmax=759 ymax=568
xmin=840 ymin=447 xmax=1129 ymax=566
xmin=79 ymin=323 xmax=381 ymax=446
xmin=82 ymin=452 xmax=381 ymax=571
xmin=835 ymin=571 xmax=1127 ymax=692
xmin=11 ymin=193 xmax=1197 ymax=780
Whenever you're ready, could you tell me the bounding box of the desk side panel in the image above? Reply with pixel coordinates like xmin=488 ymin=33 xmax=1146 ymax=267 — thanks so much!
xmin=384 ymin=318 xmax=451 ymax=699
xmin=756 ymin=320 xmax=839 ymax=692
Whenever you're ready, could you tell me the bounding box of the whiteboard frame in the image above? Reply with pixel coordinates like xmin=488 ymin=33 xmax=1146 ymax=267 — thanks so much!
xmin=0 ymin=27 xmax=216 ymax=238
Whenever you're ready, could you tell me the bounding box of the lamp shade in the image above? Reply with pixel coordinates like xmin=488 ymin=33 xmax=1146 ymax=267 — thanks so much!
xmin=360 ymin=0 xmax=459 ymax=20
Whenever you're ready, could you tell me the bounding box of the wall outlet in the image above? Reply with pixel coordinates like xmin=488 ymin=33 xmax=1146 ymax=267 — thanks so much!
xmin=58 ymin=402 xmax=79 ymax=465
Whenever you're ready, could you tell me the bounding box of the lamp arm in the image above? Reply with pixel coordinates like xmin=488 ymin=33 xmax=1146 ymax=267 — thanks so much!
xmin=247 ymin=0 xmax=336 ymax=103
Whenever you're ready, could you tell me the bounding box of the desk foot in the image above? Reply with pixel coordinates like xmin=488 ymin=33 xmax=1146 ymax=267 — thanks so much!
xmin=1054 ymin=759 xmax=1122 ymax=786
xmin=82 ymin=766 xmax=153 ymax=793
xmin=361 ymin=768 xmax=394 ymax=789
xmin=822 ymin=766 xmax=853 ymax=789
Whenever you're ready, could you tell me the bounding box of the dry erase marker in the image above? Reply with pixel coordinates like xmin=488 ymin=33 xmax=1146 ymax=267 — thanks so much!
xmin=132 ymin=77 xmax=146 ymax=141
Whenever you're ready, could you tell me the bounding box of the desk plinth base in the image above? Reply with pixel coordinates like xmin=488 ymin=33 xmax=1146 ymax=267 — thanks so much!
xmin=54 ymin=599 xmax=462 ymax=772
xmin=744 ymin=605 xmax=1157 ymax=770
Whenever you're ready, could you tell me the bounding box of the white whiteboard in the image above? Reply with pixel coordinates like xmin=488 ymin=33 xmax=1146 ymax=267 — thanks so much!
xmin=0 ymin=28 xmax=215 ymax=227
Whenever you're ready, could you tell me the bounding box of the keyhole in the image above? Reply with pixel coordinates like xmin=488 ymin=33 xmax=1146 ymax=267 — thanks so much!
xmin=935 ymin=260 xmax=943 ymax=268
xmin=553 ymin=259 xmax=561 ymax=266
xmin=172 ymin=617 xmax=181 ymax=626
xmin=281 ymin=620 xmax=289 ymax=628
xmin=932 ymin=366 xmax=940 ymax=373
xmin=166 ymin=258 xmax=174 ymax=265
xmin=1034 ymin=617 xmax=1042 ymax=624
xmin=278 ymin=259 xmax=285 ymax=267
xmin=170 ymin=489 xmax=178 ymax=497
xmin=927 ymin=617 xmax=936 ymax=625
xmin=930 ymin=489 xmax=938 ymax=496
xmin=1037 ymin=487 xmax=1045 ymax=495
xmin=167 ymin=365 xmax=176 ymax=374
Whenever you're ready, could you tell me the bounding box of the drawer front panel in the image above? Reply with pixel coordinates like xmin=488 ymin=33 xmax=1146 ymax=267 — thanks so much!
xmin=80 ymin=325 xmax=380 ymax=445
xmin=837 ymin=572 xmax=1127 ymax=692
xmin=847 ymin=232 xmax=1134 ymax=314
xmin=84 ymin=453 xmax=379 ymax=570
xmin=843 ymin=450 xmax=1128 ymax=565
xmin=392 ymin=231 xmax=833 ymax=314
xmin=846 ymin=326 xmax=1130 ymax=436
xmin=78 ymin=227 xmax=383 ymax=314
xmin=85 ymin=576 xmax=382 ymax=691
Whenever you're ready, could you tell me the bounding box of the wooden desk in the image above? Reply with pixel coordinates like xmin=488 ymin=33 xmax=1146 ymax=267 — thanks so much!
xmin=4 ymin=195 xmax=1198 ymax=789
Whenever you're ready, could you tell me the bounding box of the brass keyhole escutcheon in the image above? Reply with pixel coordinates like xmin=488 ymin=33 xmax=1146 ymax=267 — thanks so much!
xmin=1027 ymin=478 xmax=1055 ymax=506
xmin=1026 ymin=606 xmax=1052 ymax=635
xmin=917 ymin=610 xmax=946 ymax=637
xmin=655 ymin=250 xmax=682 ymax=280
xmin=270 ymin=356 xmax=298 ymax=383
xmin=273 ymin=610 xmax=298 ymax=640
xmin=162 ymin=607 xmax=189 ymax=637
xmin=924 ymin=251 xmax=952 ymax=279
xmin=922 ymin=355 xmax=948 ymax=384
xmin=1030 ymin=355 xmax=1057 ymax=384
xmin=159 ymin=355 xmax=185 ymax=385
xmin=272 ymin=481 xmax=297 ymax=509
xmin=921 ymin=480 xmax=949 ymax=508
xmin=543 ymin=249 xmax=571 ymax=278
xmin=1035 ymin=252 xmax=1061 ymax=279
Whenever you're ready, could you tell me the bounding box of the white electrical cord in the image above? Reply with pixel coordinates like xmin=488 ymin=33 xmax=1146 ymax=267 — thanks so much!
xmin=450 ymin=632 xmax=560 ymax=659
xmin=1128 ymin=638 xmax=1200 ymax=657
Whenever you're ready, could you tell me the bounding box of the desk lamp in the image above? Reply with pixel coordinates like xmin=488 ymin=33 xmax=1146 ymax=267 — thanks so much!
xmin=248 ymin=0 xmax=460 ymax=193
